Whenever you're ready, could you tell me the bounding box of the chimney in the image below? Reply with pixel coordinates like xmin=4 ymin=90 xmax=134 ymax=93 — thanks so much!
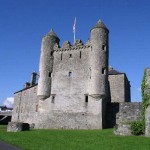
xmin=24 ymin=82 xmax=30 ymax=88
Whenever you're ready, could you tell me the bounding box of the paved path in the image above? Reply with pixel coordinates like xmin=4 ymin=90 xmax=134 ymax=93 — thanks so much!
xmin=0 ymin=141 xmax=22 ymax=150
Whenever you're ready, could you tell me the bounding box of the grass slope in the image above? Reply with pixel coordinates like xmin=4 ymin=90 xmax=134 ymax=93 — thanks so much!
xmin=0 ymin=125 xmax=150 ymax=150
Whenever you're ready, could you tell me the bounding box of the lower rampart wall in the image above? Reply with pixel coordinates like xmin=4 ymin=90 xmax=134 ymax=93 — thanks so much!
xmin=114 ymin=102 xmax=142 ymax=135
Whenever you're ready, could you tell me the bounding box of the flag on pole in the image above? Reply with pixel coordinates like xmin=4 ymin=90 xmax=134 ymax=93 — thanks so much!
xmin=73 ymin=17 xmax=76 ymax=33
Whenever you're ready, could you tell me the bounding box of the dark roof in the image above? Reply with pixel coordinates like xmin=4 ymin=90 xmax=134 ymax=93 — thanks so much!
xmin=14 ymin=83 xmax=38 ymax=94
xmin=108 ymin=69 xmax=124 ymax=75
xmin=92 ymin=20 xmax=109 ymax=31
xmin=47 ymin=29 xmax=59 ymax=38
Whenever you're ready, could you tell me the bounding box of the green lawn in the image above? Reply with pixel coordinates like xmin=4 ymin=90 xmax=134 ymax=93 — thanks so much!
xmin=0 ymin=125 xmax=150 ymax=150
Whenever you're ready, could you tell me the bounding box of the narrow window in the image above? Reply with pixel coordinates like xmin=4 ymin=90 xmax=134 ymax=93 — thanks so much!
xmin=89 ymin=67 xmax=91 ymax=79
xmin=69 ymin=54 xmax=72 ymax=58
xmin=85 ymin=95 xmax=88 ymax=103
xmin=49 ymin=72 xmax=51 ymax=77
xmin=102 ymin=68 xmax=106 ymax=75
xmin=52 ymin=95 xmax=55 ymax=103
xmin=68 ymin=71 xmax=72 ymax=77
xmin=102 ymin=68 xmax=104 ymax=74
xmin=61 ymin=53 xmax=63 ymax=60
xmin=36 ymin=105 xmax=38 ymax=112
xmin=50 ymin=51 xmax=53 ymax=56
xmin=102 ymin=45 xmax=106 ymax=50
xmin=80 ymin=51 xmax=81 ymax=58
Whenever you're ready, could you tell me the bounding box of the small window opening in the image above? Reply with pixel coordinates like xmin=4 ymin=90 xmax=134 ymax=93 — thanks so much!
xmin=68 ymin=71 xmax=72 ymax=77
xmin=49 ymin=72 xmax=51 ymax=77
xmin=102 ymin=45 xmax=106 ymax=50
xmin=69 ymin=54 xmax=72 ymax=58
xmin=61 ymin=53 xmax=63 ymax=60
xmin=89 ymin=67 xmax=91 ymax=79
xmin=50 ymin=51 xmax=53 ymax=56
xmin=85 ymin=95 xmax=88 ymax=103
xmin=102 ymin=68 xmax=104 ymax=74
xmin=80 ymin=51 xmax=82 ymax=58
xmin=52 ymin=95 xmax=55 ymax=103
xmin=36 ymin=105 xmax=38 ymax=112
xmin=102 ymin=68 xmax=106 ymax=75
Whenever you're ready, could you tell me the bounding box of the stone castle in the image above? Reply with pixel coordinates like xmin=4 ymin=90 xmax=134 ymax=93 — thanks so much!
xmin=10 ymin=20 xmax=135 ymax=130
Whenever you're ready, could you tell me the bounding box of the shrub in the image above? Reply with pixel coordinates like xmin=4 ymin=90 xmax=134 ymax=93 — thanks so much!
xmin=130 ymin=121 xmax=144 ymax=136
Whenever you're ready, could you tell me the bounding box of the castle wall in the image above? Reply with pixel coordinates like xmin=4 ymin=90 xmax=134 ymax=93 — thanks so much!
xmin=109 ymin=74 xmax=130 ymax=102
xmin=115 ymin=102 xmax=142 ymax=135
xmin=12 ymin=46 xmax=105 ymax=129
xmin=36 ymin=46 xmax=104 ymax=129
xmin=11 ymin=85 xmax=39 ymax=124
xmin=144 ymin=68 xmax=150 ymax=136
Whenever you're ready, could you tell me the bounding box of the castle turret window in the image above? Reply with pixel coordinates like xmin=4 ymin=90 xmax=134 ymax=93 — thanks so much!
xmin=102 ymin=68 xmax=107 ymax=75
xmin=102 ymin=45 xmax=106 ymax=51
xmin=68 ymin=71 xmax=72 ymax=77
xmin=85 ymin=95 xmax=88 ymax=103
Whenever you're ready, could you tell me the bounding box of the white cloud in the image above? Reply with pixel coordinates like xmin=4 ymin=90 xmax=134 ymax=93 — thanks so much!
xmin=3 ymin=97 xmax=14 ymax=108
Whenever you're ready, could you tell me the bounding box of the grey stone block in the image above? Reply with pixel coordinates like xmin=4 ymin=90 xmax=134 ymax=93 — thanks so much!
xmin=7 ymin=122 xmax=29 ymax=132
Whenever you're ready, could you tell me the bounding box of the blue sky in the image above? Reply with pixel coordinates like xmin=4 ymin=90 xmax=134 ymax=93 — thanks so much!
xmin=0 ymin=0 xmax=150 ymax=105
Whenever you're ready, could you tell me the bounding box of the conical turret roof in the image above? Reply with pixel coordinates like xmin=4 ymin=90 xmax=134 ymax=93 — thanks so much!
xmin=92 ymin=20 xmax=109 ymax=31
xmin=47 ymin=29 xmax=59 ymax=38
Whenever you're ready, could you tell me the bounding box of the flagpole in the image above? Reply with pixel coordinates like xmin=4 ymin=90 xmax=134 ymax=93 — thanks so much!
xmin=73 ymin=17 xmax=76 ymax=44
xmin=74 ymin=29 xmax=75 ymax=44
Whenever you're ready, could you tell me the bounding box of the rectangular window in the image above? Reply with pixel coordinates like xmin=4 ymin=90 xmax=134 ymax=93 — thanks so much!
xmin=50 ymin=51 xmax=53 ymax=56
xmin=102 ymin=68 xmax=104 ymax=74
xmin=102 ymin=45 xmax=106 ymax=50
xmin=49 ymin=72 xmax=51 ymax=77
xmin=85 ymin=95 xmax=88 ymax=103
xmin=36 ymin=105 xmax=38 ymax=112
xmin=69 ymin=54 xmax=72 ymax=58
xmin=80 ymin=51 xmax=81 ymax=58
xmin=52 ymin=95 xmax=55 ymax=103
xmin=68 ymin=71 xmax=72 ymax=77
xmin=102 ymin=68 xmax=107 ymax=75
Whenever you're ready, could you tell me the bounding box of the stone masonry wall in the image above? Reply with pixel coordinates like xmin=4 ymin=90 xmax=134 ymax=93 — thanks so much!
xmin=11 ymin=84 xmax=39 ymax=124
xmin=109 ymin=74 xmax=128 ymax=102
xmin=144 ymin=68 xmax=150 ymax=136
xmin=115 ymin=102 xmax=142 ymax=135
xmin=12 ymin=46 xmax=105 ymax=129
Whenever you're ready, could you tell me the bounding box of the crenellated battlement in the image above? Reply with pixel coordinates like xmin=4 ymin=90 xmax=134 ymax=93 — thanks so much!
xmin=54 ymin=39 xmax=91 ymax=52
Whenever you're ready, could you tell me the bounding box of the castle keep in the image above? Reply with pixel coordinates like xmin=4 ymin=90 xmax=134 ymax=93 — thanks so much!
xmin=10 ymin=20 xmax=132 ymax=129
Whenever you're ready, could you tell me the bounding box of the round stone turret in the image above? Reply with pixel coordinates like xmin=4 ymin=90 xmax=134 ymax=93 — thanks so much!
xmin=89 ymin=20 xmax=109 ymax=98
xmin=37 ymin=29 xmax=60 ymax=100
